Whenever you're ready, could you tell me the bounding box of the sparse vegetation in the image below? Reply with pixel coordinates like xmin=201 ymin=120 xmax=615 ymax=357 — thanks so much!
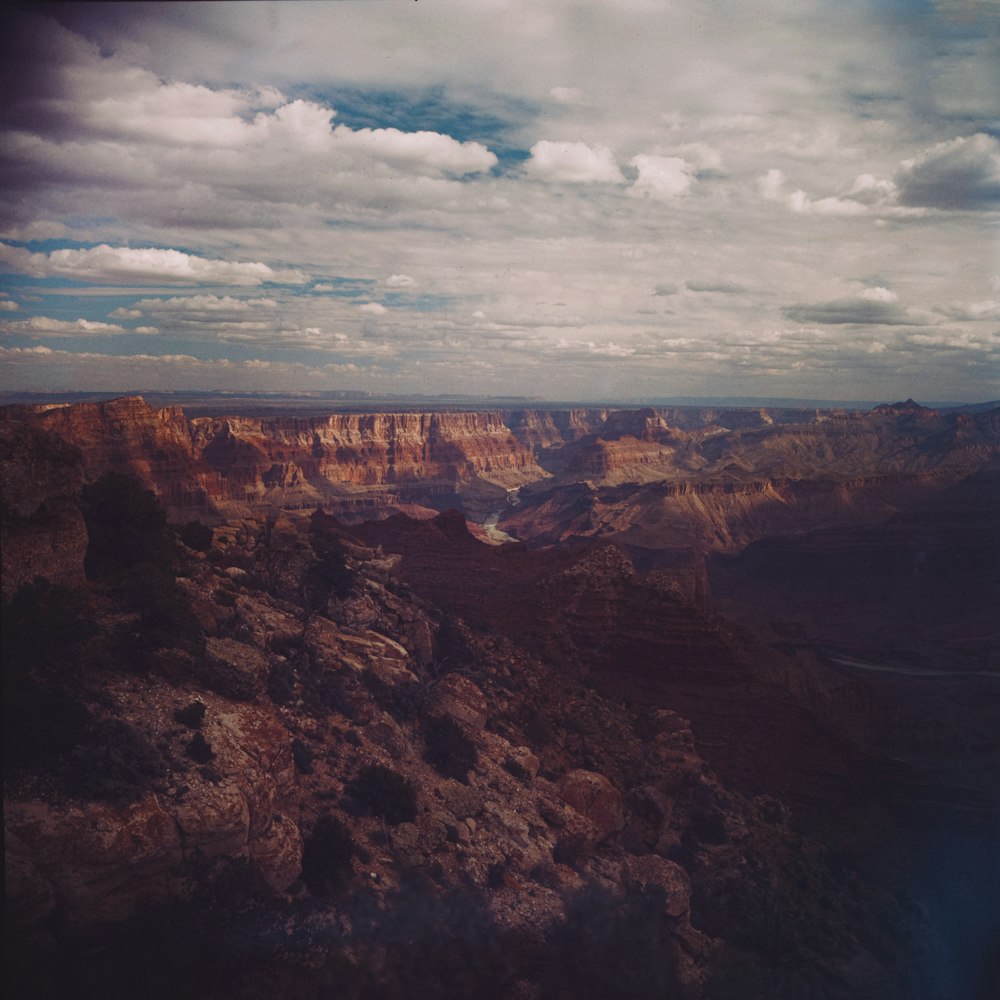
xmin=177 ymin=520 xmax=213 ymax=552
xmin=291 ymin=737 xmax=314 ymax=774
xmin=81 ymin=472 xmax=171 ymax=581
xmin=347 ymin=763 xmax=418 ymax=825
xmin=186 ymin=731 xmax=214 ymax=764
xmin=174 ymin=700 xmax=206 ymax=729
xmin=423 ymin=713 xmax=478 ymax=782
xmin=67 ymin=718 xmax=165 ymax=803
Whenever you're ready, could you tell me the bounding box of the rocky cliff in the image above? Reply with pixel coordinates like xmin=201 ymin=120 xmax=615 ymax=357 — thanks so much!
xmin=5 ymin=397 xmax=997 ymax=535
xmin=4 ymin=400 xmax=998 ymax=999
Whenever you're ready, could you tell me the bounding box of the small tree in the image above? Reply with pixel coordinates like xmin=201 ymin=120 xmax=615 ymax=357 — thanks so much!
xmin=347 ymin=764 xmax=418 ymax=824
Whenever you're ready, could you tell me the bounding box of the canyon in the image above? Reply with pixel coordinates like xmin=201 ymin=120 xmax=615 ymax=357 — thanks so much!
xmin=2 ymin=395 xmax=998 ymax=999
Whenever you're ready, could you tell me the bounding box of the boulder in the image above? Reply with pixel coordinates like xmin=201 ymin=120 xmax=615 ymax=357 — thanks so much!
xmin=558 ymin=769 xmax=625 ymax=842
xmin=428 ymin=674 xmax=488 ymax=731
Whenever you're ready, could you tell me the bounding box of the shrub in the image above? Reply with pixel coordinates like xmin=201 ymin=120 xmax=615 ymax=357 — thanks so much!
xmin=301 ymin=814 xmax=357 ymax=897
xmin=362 ymin=669 xmax=423 ymax=723
xmin=291 ymin=738 xmax=315 ymax=774
xmin=177 ymin=520 xmax=214 ymax=552
xmin=423 ymin=714 xmax=477 ymax=782
xmin=347 ymin=764 xmax=418 ymax=825
xmin=81 ymin=472 xmax=171 ymax=581
xmin=303 ymin=516 xmax=355 ymax=611
xmin=503 ymin=756 xmax=531 ymax=783
xmin=174 ymin=701 xmax=206 ymax=729
xmin=186 ymin=731 xmax=214 ymax=764
xmin=67 ymin=718 xmax=165 ymax=803
xmin=267 ymin=661 xmax=296 ymax=706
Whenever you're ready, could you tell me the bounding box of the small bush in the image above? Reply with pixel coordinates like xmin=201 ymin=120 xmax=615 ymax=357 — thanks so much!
xmin=186 ymin=731 xmax=215 ymax=764
xmin=174 ymin=701 xmax=206 ymax=729
xmin=553 ymin=832 xmax=590 ymax=868
xmin=291 ymin=738 xmax=315 ymax=774
xmin=424 ymin=714 xmax=477 ymax=782
xmin=267 ymin=661 xmax=296 ymax=706
xmin=81 ymin=472 xmax=171 ymax=581
xmin=503 ymin=756 xmax=531 ymax=783
xmin=301 ymin=814 xmax=357 ymax=897
xmin=347 ymin=764 xmax=418 ymax=825
xmin=362 ymin=669 xmax=423 ymax=723
xmin=67 ymin=718 xmax=165 ymax=803
xmin=178 ymin=521 xmax=214 ymax=552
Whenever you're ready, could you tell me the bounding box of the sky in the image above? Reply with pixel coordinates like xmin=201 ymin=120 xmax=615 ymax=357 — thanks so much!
xmin=0 ymin=0 xmax=998 ymax=403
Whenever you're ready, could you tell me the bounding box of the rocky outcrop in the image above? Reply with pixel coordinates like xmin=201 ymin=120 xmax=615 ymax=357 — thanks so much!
xmin=4 ymin=688 xmax=301 ymax=928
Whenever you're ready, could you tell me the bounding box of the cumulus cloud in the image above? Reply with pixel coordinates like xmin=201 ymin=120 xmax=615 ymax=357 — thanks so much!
xmin=385 ymin=274 xmax=417 ymax=288
xmin=758 ymin=169 xmax=867 ymax=216
xmin=0 ymin=315 xmax=155 ymax=337
xmin=331 ymin=122 xmax=496 ymax=176
xmin=0 ymin=244 xmax=307 ymax=286
xmin=895 ymin=134 xmax=1000 ymax=210
xmin=526 ymin=141 xmax=624 ymax=183
xmin=357 ymin=302 xmax=388 ymax=315
xmin=629 ymin=155 xmax=695 ymax=200
xmin=0 ymin=299 xmax=19 ymax=312
xmin=121 ymin=294 xmax=279 ymax=314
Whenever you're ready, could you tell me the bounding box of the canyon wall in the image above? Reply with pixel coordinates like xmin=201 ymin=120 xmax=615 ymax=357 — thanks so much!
xmin=4 ymin=396 xmax=997 ymax=534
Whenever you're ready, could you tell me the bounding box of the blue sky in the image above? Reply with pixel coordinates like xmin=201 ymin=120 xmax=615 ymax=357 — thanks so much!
xmin=0 ymin=0 xmax=998 ymax=401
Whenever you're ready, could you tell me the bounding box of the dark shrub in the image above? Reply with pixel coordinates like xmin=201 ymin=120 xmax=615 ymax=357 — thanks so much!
xmin=306 ymin=669 xmax=358 ymax=719
xmin=503 ymin=756 xmax=531 ymax=783
xmin=347 ymin=764 xmax=417 ymax=825
xmin=291 ymin=738 xmax=314 ymax=774
xmin=301 ymin=814 xmax=357 ymax=897
xmin=303 ymin=515 xmax=355 ymax=611
xmin=362 ymin=669 xmax=423 ymax=723
xmin=177 ymin=520 xmax=213 ymax=552
xmin=186 ymin=731 xmax=214 ymax=764
xmin=267 ymin=660 xmax=296 ymax=706
xmin=553 ymin=832 xmax=590 ymax=868
xmin=67 ymin=718 xmax=165 ymax=803
xmin=174 ymin=701 xmax=206 ymax=729
xmin=81 ymin=472 xmax=171 ymax=581
xmin=424 ymin=714 xmax=477 ymax=782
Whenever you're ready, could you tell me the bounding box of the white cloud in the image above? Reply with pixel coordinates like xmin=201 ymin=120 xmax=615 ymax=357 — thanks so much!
xmin=0 ymin=315 xmax=155 ymax=337
xmin=385 ymin=274 xmax=417 ymax=288
xmin=761 ymin=172 xmax=868 ymax=216
xmin=357 ymin=302 xmax=388 ymax=315
xmin=629 ymin=155 xmax=695 ymax=200
xmin=859 ymin=287 xmax=898 ymax=303
xmin=550 ymin=86 xmax=586 ymax=105
xmin=526 ymin=141 xmax=624 ymax=183
xmin=0 ymin=243 xmax=307 ymax=286
xmin=331 ymin=122 xmax=497 ymax=176
xmin=123 ymin=294 xmax=279 ymax=314
xmin=0 ymin=299 xmax=19 ymax=312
